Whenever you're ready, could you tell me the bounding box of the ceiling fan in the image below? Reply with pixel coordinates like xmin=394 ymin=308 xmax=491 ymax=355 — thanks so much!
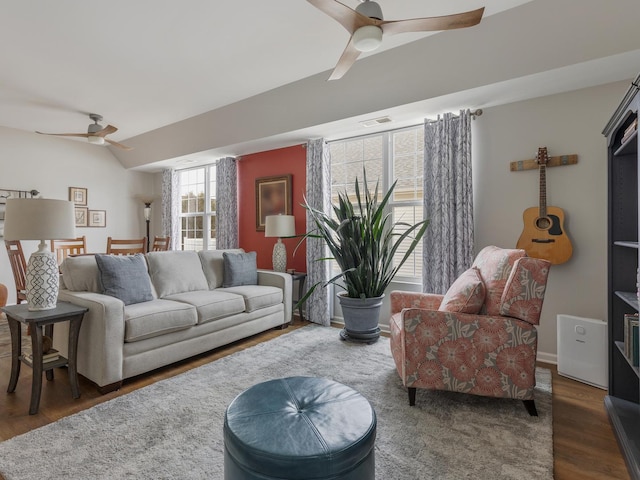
xmin=308 ymin=0 xmax=485 ymax=80
xmin=36 ymin=113 xmax=133 ymax=150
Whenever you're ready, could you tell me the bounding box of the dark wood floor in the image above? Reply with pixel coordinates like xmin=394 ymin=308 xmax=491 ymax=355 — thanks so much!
xmin=0 ymin=320 xmax=630 ymax=479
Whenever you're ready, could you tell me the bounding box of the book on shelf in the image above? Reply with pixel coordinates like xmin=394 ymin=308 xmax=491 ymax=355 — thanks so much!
xmin=621 ymin=118 xmax=638 ymax=145
xmin=631 ymin=320 xmax=640 ymax=367
xmin=22 ymin=349 xmax=60 ymax=364
xmin=624 ymin=314 xmax=639 ymax=366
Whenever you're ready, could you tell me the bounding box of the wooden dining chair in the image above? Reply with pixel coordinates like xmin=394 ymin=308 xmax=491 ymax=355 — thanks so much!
xmin=106 ymin=237 xmax=147 ymax=255
xmin=51 ymin=236 xmax=87 ymax=265
xmin=151 ymin=236 xmax=170 ymax=251
xmin=5 ymin=240 xmax=27 ymax=304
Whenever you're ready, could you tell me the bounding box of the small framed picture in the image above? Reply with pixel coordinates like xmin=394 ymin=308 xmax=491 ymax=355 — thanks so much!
xmin=74 ymin=207 xmax=88 ymax=227
xmin=69 ymin=187 xmax=88 ymax=206
xmin=88 ymin=210 xmax=106 ymax=228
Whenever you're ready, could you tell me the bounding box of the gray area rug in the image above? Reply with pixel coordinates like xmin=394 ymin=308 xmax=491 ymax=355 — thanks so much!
xmin=0 ymin=314 xmax=30 ymax=360
xmin=0 ymin=325 xmax=553 ymax=479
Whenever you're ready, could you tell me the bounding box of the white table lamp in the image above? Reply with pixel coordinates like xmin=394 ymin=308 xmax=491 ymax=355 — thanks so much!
xmin=4 ymin=198 xmax=76 ymax=311
xmin=265 ymin=215 xmax=295 ymax=272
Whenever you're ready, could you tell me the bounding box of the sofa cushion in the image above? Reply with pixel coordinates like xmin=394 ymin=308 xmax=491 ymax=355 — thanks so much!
xmin=199 ymin=249 xmax=244 ymax=289
xmin=223 ymin=251 xmax=258 ymax=287
xmin=60 ymin=255 xmax=101 ymax=293
xmin=95 ymin=254 xmax=154 ymax=306
xmin=438 ymin=267 xmax=485 ymax=314
xmin=219 ymin=285 xmax=283 ymax=313
xmin=147 ymin=251 xmax=209 ymax=297
xmin=164 ymin=290 xmax=246 ymax=325
xmin=124 ymin=299 xmax=197 ymax=342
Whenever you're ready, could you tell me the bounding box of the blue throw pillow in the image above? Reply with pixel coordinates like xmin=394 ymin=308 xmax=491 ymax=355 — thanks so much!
xmin=95 ymin=254 xmax=153 ymax=305
xmin=222 ymin=251 xmax=258 ymax=287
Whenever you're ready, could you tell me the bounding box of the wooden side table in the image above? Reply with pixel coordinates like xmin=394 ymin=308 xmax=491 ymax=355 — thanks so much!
xmin=3 ymin=302 xmax=88 ymax=415
xmin=289 ymin=271 xmax=307 ymax=322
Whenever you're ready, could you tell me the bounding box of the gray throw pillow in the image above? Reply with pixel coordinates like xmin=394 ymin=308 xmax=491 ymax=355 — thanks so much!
xmin=223 ymin=251 xmax=258 ymax=287
xmin=95 ymin=254 xmax=153 ymax=305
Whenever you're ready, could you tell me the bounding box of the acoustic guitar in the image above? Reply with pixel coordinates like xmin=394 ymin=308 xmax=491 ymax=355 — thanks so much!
xmin=516 ymin=147 xmax=573 ymax=265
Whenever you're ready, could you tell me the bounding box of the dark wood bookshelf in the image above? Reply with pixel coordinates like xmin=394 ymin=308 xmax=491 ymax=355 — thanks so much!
xmin=603 ymin=72 xmax=640 ymax=480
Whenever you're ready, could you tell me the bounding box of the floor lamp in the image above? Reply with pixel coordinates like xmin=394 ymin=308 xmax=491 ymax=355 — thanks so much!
xmin=4 ymin=198 xmax=76 ymax=311
xmin=144 ymin=202 xmax=152 ymax=252
xmin=265 ymin=215 xmax=295 ymax=272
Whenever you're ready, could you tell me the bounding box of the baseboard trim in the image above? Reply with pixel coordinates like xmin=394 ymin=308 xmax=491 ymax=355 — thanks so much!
xmin=537 ymin=351 xmax=557 ymax=365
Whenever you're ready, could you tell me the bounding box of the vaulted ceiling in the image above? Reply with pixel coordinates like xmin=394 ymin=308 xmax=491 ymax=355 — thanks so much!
xmin=2 ymin=0 xmax=640 ymax=171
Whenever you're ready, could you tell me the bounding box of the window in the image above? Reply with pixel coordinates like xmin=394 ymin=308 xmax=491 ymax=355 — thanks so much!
xmin=390 ymin=127 xmax=424 ymax=279
xmin=178 ymin=165 xmax=216 ymax=251
xmin=328 ymin=125 xmax=424 ymax=282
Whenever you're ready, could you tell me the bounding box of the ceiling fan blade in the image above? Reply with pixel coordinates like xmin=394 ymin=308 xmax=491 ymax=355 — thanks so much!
xmin=36 ymin=131 xmax=89 ymax=138
xmin=381 ymin=7 xmax=484 ymax=36
xmin=95 ymin=124 xmax=118 ymax=137
xmin=328 ymin=37 xmax=361 ymax=81
xmin=104 ymin=138 xmax=133 ymax=151
xmin=307 ymin=0 xmax=374 ymax=34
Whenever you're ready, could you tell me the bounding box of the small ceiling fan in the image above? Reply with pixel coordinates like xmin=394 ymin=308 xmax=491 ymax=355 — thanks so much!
xmin=308 ymin=0 xmax=485 ymax=80
xmin=36 ymin=113 xmax=133 ymax=150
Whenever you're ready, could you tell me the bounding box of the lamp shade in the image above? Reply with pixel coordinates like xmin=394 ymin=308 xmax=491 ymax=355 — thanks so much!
xmin=4 ymin=198 xmax=76 ymax=241
xmin=264 ymin=215 xmax=295 ymax=238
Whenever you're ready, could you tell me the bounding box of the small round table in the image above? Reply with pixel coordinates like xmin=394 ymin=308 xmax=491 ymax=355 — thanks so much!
xmin=224 ymin=376 xmax=376 ymax=480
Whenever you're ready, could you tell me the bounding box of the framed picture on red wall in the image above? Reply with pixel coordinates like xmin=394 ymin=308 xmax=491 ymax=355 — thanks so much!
xmin=255 ymin=174 xmax=292 ymax=231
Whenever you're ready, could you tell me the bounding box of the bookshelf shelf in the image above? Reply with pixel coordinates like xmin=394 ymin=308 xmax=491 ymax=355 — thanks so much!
xmin=615 ymin=341 xmax=640 ymax=378
xmin=616 ymin=291 xmax=640 ymax=311
xmin=615 ymin=241 xmax=640 ymax=249
xmin=615 ymin=130 xmax=638 ymax=157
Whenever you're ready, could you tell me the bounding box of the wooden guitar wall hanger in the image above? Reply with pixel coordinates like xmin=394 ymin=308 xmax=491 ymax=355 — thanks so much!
xmin=516 ymin=147 xmax=574 ymax=265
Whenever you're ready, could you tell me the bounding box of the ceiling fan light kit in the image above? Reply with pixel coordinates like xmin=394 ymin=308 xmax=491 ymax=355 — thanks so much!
xmin=307 ymin=0 xmax=484 ymax=80
xmin=88 ymin=136 xmax=105 ymax=145
xmin=353 ymin=25 xmax=382 ymax=52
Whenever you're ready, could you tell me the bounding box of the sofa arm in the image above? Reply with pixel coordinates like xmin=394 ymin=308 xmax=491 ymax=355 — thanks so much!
xmin=55 ymin=290 xmax=126 ymax=388
xmin=257 ymin=270 xmax=292 ymax=322
xmin=390 ymin=291 xmax=444 ymax=314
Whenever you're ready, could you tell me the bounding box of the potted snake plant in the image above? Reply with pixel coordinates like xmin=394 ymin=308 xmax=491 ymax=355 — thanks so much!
xmin=300 ymin=173 xmax=428 ymax=343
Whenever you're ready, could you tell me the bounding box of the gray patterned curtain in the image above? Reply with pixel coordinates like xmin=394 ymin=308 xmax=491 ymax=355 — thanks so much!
xmin=161 ymin=169 xmax=180 ymax=250
xmin=216 ymin=157 xmax=238 ymax=249
xmin=306 ymin=139 xmax=331 ymax=326
xmin=423 ymin=110 xmax=474 ymax=294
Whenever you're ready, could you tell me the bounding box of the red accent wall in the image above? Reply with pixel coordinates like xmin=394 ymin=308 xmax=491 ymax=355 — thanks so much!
xmin=238 ymin=145 xmax=307 ymax=272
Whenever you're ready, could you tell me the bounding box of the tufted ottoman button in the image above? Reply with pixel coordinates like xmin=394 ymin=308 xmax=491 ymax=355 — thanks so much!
xmin=223 ymin=376 xmax=376 ymax=480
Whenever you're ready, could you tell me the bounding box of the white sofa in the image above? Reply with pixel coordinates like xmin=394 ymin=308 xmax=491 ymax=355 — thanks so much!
xmin=53 ymin=249 xmax=292 ymax=393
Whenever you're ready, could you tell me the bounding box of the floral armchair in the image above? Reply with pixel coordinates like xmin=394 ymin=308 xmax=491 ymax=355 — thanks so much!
xmin=389 ymin=246 xmax=550 ymax=416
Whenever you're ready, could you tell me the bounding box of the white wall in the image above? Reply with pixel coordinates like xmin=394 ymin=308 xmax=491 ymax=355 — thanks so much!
xmin=0 ymin=127 xmax=157 ymax=304
xmin=332 ymin=80 xmax=628 ymax=362
xmin=473 ymin=80 xmax=628 ymax=361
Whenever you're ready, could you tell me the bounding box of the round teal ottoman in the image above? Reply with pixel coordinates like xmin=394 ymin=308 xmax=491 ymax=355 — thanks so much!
xmin=223 ymin=376 xmax=376 ymax=480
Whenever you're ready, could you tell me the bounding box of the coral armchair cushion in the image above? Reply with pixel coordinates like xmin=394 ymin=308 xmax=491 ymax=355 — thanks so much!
xmin=472 ymin=246 xmax=526 ymax=315
xmin=500 ymin=257 xmax=551 ymax=325
xmin=438 ymin=267 xmax=485 ymax=314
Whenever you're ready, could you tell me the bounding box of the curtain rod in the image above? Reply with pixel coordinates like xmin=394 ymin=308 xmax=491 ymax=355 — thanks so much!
xmin=425 ymin=109 xmax=483 ymax=123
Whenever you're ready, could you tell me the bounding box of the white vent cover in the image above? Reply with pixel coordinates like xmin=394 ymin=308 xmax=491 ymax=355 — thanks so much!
xmin=359 ymin=116 xmax=392 ymax=128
